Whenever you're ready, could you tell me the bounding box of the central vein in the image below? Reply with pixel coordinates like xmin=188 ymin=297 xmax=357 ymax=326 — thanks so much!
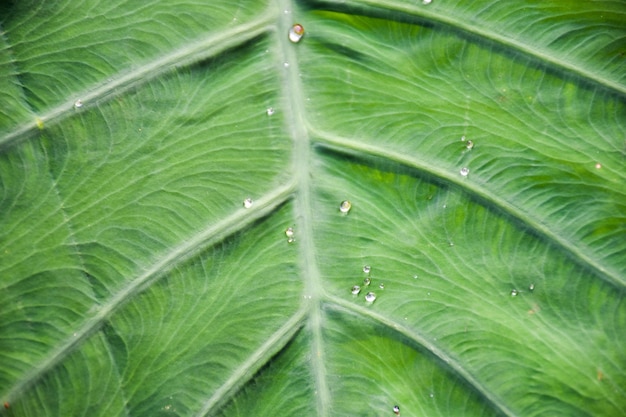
xmin=277 ymin=0 xmax=330 ymax=414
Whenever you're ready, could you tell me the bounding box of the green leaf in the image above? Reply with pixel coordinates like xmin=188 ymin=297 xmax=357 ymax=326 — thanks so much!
xmin=1 ymin=0 xmax=625 ymax=416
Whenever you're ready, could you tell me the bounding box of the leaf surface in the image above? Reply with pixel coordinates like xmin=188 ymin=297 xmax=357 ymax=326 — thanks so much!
xmin=1 ymin=1 xmax=625 ymax=416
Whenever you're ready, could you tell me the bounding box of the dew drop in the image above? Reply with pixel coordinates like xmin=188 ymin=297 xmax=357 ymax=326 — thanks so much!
xmin=429 ymin=393 xmax=434 ymax=398
xmin=351 ymin=285 xmax=361 ymax=295
xmin=379 ymin=283 xmax=385 ymax=289
xmin=365 ymin=291 xmax=376 ymax=303
xmin=413 ymin=275 xmax=418 ymax=279
xmin=287 ymin=237 xmax=295 ymax=243
xmin=288 ymin=23 xmax=304 ymax=43
xmin=460 ymin=167 xmax=470 ymax=177
xmin=466 ymin=140 xmax=474 ymax=150
xmin=266 ymin=107 xmax=275 ymax=116
xmin=363 ymin=265 xmax=371 ymax=274
xmin=339 ymin=200 xmax=352 ymax=213
xmin=423 ymin=0 xmax=432 ymax=4
xmin=74 ymin=99 xmax=83 ymax=109
xmin=363 ymin=277 xmax=371 ymax=286
xmin=595 ymin=162 xmax=602 ymax=169
xmin=393 ymin=405 xmax=400 ymax=415
xmin=283 ymin=62 xmax=290 ymax=68
xmin=511 ymin=289 xmax=518 ymax=297
xmin=285 ymin=227 xmax=294 ymax=238
xmin=243 ymin=198 xmax=253 ymax=209
xmin=529 ymin=283 xmax=535 ymax=291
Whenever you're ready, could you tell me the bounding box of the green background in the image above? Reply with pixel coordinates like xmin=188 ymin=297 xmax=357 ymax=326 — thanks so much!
xmin=1 ymin=0 xmax=625 ymax=415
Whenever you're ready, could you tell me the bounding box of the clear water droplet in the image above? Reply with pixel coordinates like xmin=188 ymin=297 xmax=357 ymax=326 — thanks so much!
xmin=423 ymin=0 xmax=432 ymax=4
xmin=595 ymin=162 xmax=602 ymax=169
xmin=379 ymin=283 xmax=385 ymax=289
xmin=466 ymin=140 xmax=474 ymax=150
xmin=283 ymin=62 xmax=290 ymax=68
xmin=285 ymin=227 xmax=294 ymax=238
xmin=266 ymin=107 xmax=275 ymax=116
xmin=351 ymin=285 xmax=361 ymax=295
xmin=511 ymin=289 xmax=518 ymax=296
xmin=243 ymin=198 xmax=253 ymax=209
xmin=429 ymin=393 xmax=434 ymax=398
xmin=529 ymin=283 xmax=535 ymax=291
xmin=288 ymin=23 xmax=304 ymax=43
xmin=363 ymin=265 xmax=371 ymax=274
xmin=460 ymin=167 xmax=470 ymax=177
xmin=413 ymin=275 xmax=418 ymax=279
xmin=393 ymin=405 xmax=400 ymax=415
xmin=363 ymin=277 xmax=371 ymax=286
xmin=339 ymin=200 xmax=352 ymax=213
xmin=460 ymin=135 xmax=466 ymax=141
xmin=287 ymin=237 xmax=295 ymax=243
xmin=74 ymin=99 xmax=83 ymax=109
xmin=365 ymin=292 xmax=376 ymax=303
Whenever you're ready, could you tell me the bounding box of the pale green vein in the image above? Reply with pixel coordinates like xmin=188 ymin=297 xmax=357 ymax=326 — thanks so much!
xmin=318 ymin=0 xmax=626 ymax=96
xmin=0 ymin=11 xmax=275 ymax=150
xmin=278 ymin=0 xmax=331 ymax=415
xmin=324 ymin=293 xmax=517 ymax=417
xmin=196 ymin=307 xmax=307 ymax=417
xmin=311 ymin=129 xmax=626 ymax=290
xmin=0 ymin=180 xmax=296 ymax=404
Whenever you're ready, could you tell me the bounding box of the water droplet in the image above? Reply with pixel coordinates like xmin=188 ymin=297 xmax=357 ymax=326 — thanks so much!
xmin=283 ymin=62 xmax=290 ymax=68
xmin=74 ymin=99 xmax=83 ymax=109
xmin=339 ymin=200 xmax=352 ymax=213
xmin=266 ymin=107 xmax=275 ymax=116
xmin=460 ymin=167 xmax=470 ymax=177
xmin=351 ymin=285 xmax=361 ymax=295
xmin=363 ymin=277 xmax=371 ymax=286
xmin=466 ymin=140 xmax=474 ymax=150
xmin=363 ymin=265 xmax=371 ymax=274
xmin=461 ymin=135 xmax=466 ymax=141
xmin=285 ymin=227 xmax=294 ymax=238
xmin=413 ymin=275 xmax=418 ymax=279
xmin=529 ymin=283 xmax=535 ymax=291
xmin=365 ymin=292 xmax=376 ymax=303
xmin=379 ymin=283 xmax=385 ymax=289
xmin=243 ymin=198 xmax=253 ymax=209
xmin=511 ymin=289 xmax=518 ymax=297
xmin=429 ymin=393 xmax=434 ymax=398
xmin=595 ymin=162 xmax=602 ymax=169
xmin=287 ymin=237 xmax=295 ymax=243
xmin=393 ymin=405 xmax=400 ymax=415
xmin=423 ymin=0 xmax=432 ymax=4
xmin=288 ymin=23 xmax=304 ymax=43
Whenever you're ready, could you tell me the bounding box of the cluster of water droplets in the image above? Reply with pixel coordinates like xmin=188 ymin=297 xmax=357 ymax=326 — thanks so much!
xmin=349 ymin=264 xmax=383 ymax=303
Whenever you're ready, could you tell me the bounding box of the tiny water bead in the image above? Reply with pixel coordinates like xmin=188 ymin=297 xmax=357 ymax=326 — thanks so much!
xmin=363 ymin=277 xmax=371 ymax=286
xmin=393 ymin=405 xmax=400 ymax=415
xmin=363 ymin=265 xmax=371 ymax=274
xmin=595 ymin=162 xmax=602 ymax=169
xmin=460 ymin=167 xmax=470 ymax=177
xmin=511 ymin=289 xmax=518 ymax=297
xmin=266 ymin=107 xmax=275 ymax=116
xmin=365 ymin=292 xmax=376 ymax=303
xmin=466 ymin=140 xmax=474 ymax=150
xmin=379 ymin=283 xmax=385 ymax=289
xmin=288 ymin=23 xmax=304 ymax=43
xmin=529 ymin=283 xmax=535 ymax=291
xmin=351 ymin=285 xmax=361 ymax=295
xmin=339 ymin=200 xmax=352 ymax=213
xmin=285 ymin=227 xmax=294 ymax=238
xmin=423 ymin=0 xmax=432 ymax=4
xmin=74 ymin=99 xmax=83 ymax=109
xmin=243 ymin=198 xmax=253 ymax=209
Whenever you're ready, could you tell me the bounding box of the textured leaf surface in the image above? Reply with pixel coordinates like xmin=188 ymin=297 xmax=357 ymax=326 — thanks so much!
xmin=1 ymin=1 xmax=625 ymax=416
